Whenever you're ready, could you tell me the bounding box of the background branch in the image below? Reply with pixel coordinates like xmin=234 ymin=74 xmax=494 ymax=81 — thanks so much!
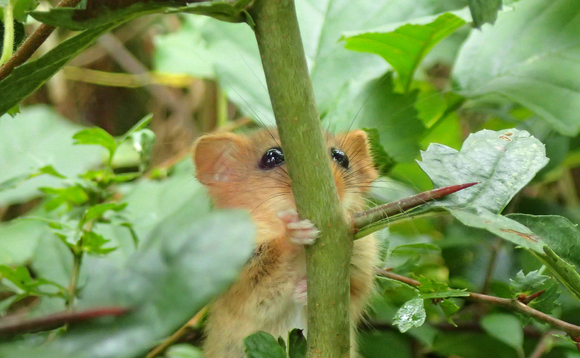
xmin=376 ymin=269 xmax=580 ymax=339
xmin=0 ymin=0 xmax=82 ymax=81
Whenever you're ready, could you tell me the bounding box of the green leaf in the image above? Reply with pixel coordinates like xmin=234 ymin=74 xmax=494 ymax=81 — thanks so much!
xmin=164 ymin=344 xmax=204 ymax=358
xmin=453 ymin=0 xmax=580 ymax=135
xmin=83 ymin=202 xmax=127 ymax=223
xmin=12 ymin=0 xmax=38 ymax=22
xmin=343 ymin=12 xmax=467 ymax=91
xmin=73 ymin=127 xmax=117 ymax=159
xmin=11 ymin=210 xmax=255 ymax=358
xmin=288 ymin=329 xmax=306 ymax=358
xmin=362 ymin=128 xmax=396 ymax=175
xmin=419 ymin=129 xmax=548 ymax=213
xmin=35 ymin=165 xmax=67 ymax=179
xmin=508 ymin=215 xmax=580 ymax=269
xmin=537 ymin=246 xmax=580 ymax=301
xmin=80 ymin=231 xmax=116 ymax=255
xmin=467 ymin=0 xmax=502 ymax=28
xmin=0 ymin=107 xmax=103 ymax=206
xmin=244 ymin=331 xmax=287 ymax=358
xmin=0 ymin=173 xmax=30 ymax=192
xmin=438 ymin=299 xmax=459 ymax=326
xmin=509 ymin=270 xmax=560 ymax=315
xmin=327 ymin=73 xmax=425 ymax=163
xmin=0 ymin=24 xmax=116 ymax=117
xmin=393 ymin=297 xmax=426 ymax=333
xmin=30 ymin=0 xmax=248 ymax=31
xmin=481 ymin=313 xmax=524 ymax=357
xmin=417 ymin=128 xmax=549 ymax=252
xmin=417 ymin=276 xmax=469 ymax=299
xmin=40 ymin=186 xmax=89 ymax=212
xmin=156 ymin=2 xmax=449 ymax=126
xmin=510 ymin=270 xmax=548 ymax=294
xmin=507 ymin=215 xmax=580 ymax=300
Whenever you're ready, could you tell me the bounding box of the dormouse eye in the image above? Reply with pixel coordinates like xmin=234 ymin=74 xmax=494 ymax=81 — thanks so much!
xmin=331 ymin=148 xmax=349 ymax=169
xmin=259 ymin=147 xmax=285 ymax=170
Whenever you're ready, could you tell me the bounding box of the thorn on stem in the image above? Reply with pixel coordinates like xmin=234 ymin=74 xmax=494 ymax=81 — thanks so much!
xmin=517 ymin=290 xmax=546 ymax=304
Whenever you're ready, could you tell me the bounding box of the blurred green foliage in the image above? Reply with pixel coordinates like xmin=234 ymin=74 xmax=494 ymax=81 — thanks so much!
xmin=1 ymin=0 xmax=580 ymax=357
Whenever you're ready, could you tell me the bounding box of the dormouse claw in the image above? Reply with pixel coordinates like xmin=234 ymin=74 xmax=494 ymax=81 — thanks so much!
xmin=277 ymin=209 xmax=320 ymax=245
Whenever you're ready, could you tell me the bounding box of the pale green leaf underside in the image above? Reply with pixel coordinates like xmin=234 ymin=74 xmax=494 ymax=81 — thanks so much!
xmin=453 ymin=0 xmax=580 ymax=136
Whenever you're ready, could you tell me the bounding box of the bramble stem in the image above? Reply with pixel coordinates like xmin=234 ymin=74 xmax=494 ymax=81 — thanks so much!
xmin=249 ymin=1 xmax=353 ymax=356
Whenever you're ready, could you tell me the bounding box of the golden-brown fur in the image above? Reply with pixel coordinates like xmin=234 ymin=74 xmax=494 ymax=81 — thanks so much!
xmin=193 ymin=128 xmax=378 ymax=358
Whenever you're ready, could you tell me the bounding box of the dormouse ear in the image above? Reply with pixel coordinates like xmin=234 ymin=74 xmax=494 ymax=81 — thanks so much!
xmin=193 ymin=132 xmax=247 ymax=185
xmin=341 ymin=130 xmax=379 ymax=185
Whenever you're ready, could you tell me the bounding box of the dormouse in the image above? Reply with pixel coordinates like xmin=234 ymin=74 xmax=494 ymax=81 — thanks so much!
xmin=193 ymin=128 xmax=379 ymax=358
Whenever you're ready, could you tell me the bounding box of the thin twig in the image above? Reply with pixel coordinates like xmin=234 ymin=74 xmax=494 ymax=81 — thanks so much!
xmin=146 ymin=306 xmax=207 ymax=358
xmin=375 ymin=268 xmax=580 ymax=338
xmin=0 ymin=0 xmax=82 ymax=81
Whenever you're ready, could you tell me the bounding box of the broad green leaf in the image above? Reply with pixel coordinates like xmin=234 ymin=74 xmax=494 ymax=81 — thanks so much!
xmin=448 ymin=209 xmax=545 ymax=252
xmin=362 ymin=128 xmax=396 ymax=175
xmin=0 ymin=106 xmax=103 ymax=206
xmin=154 ymin=1 xmax=455 ymax=125
xmin=0 ymin=24 xmax=116 ymax=117
xmin=343 ymin=12 xmax=467 ymax=91
xmin=467 ymin=0 xmax=502 ymax=28
xmin=244 ymin=331 xmax=287 ymax=358
xmin=481 ymin=313 xmax=524 ymax=357
xmin=326 ymin=73 xmax=425 ymax=163
xmin=15 ymin=210 xmax=255 ymax=358
xmin=288 ymin=329 xmax=307 ymax=358
xmin=153 ymin=17 xmax=216 ymax=79
xmin=0 ymin=1 xmax=249 ymax=117
xmin=508 ymin=215 xmax=580 ymax=269
xmin=393 ymin=297 xmax=426 ymax=333
xmin=73 ymin=127 xmax=117 ymax=159
xmin=0 ymin=217 xmax=48 ymax=266
xmin=418 ymin=129 xmax=548 ymax=213
xmin=453 ymin=0 xmax=580 ymax=135
xmin=507 ymin=215 xmax=580 ymax=300
xmin=417 ymin=128 xmax=548 ymax=252
xmin=30 ymin=0 xmax=248 ymax=31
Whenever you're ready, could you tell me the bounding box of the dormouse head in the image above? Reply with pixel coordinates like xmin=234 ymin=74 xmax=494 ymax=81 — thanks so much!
xmin=193 ymin=128 xmax=378 ymax=215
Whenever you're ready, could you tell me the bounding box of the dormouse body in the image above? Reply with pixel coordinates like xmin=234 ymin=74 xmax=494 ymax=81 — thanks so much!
xmin=193 ymin=128 xmax=379 ymax=358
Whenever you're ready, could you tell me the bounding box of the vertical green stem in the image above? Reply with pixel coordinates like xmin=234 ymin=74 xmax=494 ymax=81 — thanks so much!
xmin=0 ymin=0 xmax=15 ymax=66
xmin=66 ymin=251 xmax=83 ymax=309
xmin=216 ymin=84 xmax=228 ymax=128
xmin=249 ymin=1 xmax=352 ymax=357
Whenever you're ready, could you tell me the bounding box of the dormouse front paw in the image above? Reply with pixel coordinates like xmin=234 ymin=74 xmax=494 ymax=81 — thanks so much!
xmin=277 ymin=209 xmax=319 ymax=245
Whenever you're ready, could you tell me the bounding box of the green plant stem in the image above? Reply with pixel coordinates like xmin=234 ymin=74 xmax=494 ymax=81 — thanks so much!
xmin=248 ymin=1 xmax=353 ymax=357
xmin=66 ymin=251 xmax=83 ymax=309
xmin=0 ymin=0 xmax=15 ymax=66
xmin=376 ymin=269 xmax=580 ymax=338
xmin=216 ymin=84 xmax=228 ymax=128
